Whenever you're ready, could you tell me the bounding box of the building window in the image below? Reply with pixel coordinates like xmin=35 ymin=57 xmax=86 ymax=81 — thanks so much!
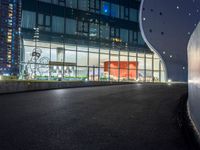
xmin=111 ymin=27 xmax=119 ymax=39
xmin=120 ymin=6 xmax=129 ymax=20
xmin=52 ymin=0 xmax=66 ymax=6
xmin=111 ymin=3 xmax=119 ymax=18
xmin=120 ymin=28 xmax=128 ymax=43
xmin=100 ymin=24 xmax=110 ymax=40
xmin=90 ymin=22 xmax=99 ymax=38
xmin=101 ymin=1 xmax=110 ymax=16
xmin=129 ymin=30 xmax=138 ymax=44
xmin=66 ymin=18 xmax=77 ymax=35
xmin=138 ymin=32 xmax=145 ymax=45
xmin=89 ymin=0 xmax=100 ymax=13
xmin=78 ymin=21 xmax=89 ymax=36
xmin=78 ymin=0 xmax=89 ymax=11
xmin=66 ymin=0 xmax=77 ymax=8
xmin=22 ymin=11 xmax=36 ymax=29
xmin=38 ymin=13 xmax=51 ymax=31
xmin=52 ymin=16 xmax=64 ymax=33
xmin=129 ymin=8 xmax=138 ymax=22
xmin=38 ymin=0 xmax=51 ymax=3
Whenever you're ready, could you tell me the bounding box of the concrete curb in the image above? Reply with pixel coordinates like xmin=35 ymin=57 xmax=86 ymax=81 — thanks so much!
xmin=0 ymin=81 xmax=133 ymax=95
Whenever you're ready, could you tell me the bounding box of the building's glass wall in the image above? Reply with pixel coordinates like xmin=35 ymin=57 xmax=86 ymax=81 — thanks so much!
xmin=20 ymin=0 xmax=166 ymax=82
xmin=38 ymin=0 xmax=139 ymax=22
xmin=20 ymin=37 xmax=165 ymax=82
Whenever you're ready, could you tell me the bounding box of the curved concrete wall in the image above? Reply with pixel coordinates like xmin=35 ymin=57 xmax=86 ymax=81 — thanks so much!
xmin=188 ymin=22 xmax=200 ymax=133
xmin=139 ymin=0 xmax=200 ymax=81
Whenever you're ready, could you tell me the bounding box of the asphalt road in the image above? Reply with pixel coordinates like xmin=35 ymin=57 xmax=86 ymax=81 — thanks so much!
xmin=0 ymin=83 xmax=189 ymax=150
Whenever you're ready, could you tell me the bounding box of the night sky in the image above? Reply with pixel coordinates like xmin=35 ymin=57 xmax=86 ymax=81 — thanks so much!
xmin=140 ymin=0 xmax=200 ymax=81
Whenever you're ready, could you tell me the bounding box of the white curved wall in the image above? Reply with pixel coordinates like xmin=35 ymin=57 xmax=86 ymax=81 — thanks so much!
xmin=139 ymin=0 xmax=200 ymax=81
xmin=188 ymin=22 xmax=200 ymax=133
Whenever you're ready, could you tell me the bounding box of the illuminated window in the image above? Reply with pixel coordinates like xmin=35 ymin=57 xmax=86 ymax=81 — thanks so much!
xmin=101 ymin=1 xmax=110 ymax=16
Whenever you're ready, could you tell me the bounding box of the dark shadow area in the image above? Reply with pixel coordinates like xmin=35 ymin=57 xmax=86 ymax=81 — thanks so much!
xmin=177 ymin=93 xmax=200 ymax=150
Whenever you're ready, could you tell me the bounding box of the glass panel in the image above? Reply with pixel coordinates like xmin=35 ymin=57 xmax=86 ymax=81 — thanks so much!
xmin=110 ymin=55 xmax=119 ymax=69
xmin=129 ymin=8 xmax=138 ymax=22
xmin=100 ymin=53 xmax=109 ymax=67
xmin=38 ymin=0 xmax=51 ymax=3
xmin=138 ymin=32 xmax=145 ymax=45
xmin=77 ymin=52 xmax=88 ymax=66
xmin=22 ymin=11 xmax=36 ymax=29
xmin=120 ymin=28 xmax=129 ymax=43
xmin=100 ymin=24 xmax=110 ymax=40
xmin=138 ymin=53 xmax=144 ymax=58
xmin=161 ymin=62 xmax=164 ymax=71
xmin=120 ymin=6 xmax=124 ymax=19
xmin=52 ymin=16 xmax=64 ymax=33
xmin=154 ymin=59 xmax=160 ymax=70
xmin=100 ymin=68 xmax=108 ymax=81
xmin=65 ymin=44 xmax=76 ymax=51
xmin=89 ymin=53 xmax=99 ymax=67
xmin=66 ymin=18 xmax=77 ymax=35
xmin=111 ymin=3 xmax=119 ymax=18
xmin=38 ymin=13 xmax=44 ymax=25
xmin=129 ymin=56 xmax=136 ymax=62
xmin=46 ymin=16 xmax=50 ymax=26
xmin=138 ymin=70 xmax=144 ymax=81
xmin=77 ymin=67 xmax=88 ymax=80
xmin=161 ymin=71 xmax=165 ymax=82
xmin=89 ymin=47 xmax=99 ymax=53
xmin=90 ymin=23 xmax=99 ymax=38
xmin=89 ymin=67 xmax=98 ymax=81
xmin=110 ymin=68 xmax=118 ymax=81
xmin=101 ymin=1 xmax=110 ymax=16
xmin=66 ymin=0 xmax=77 ymax=8
xmin=129 ymin=52 xmax=137 ymax=57
xmin=146 ymin=70 xmax=153 ymax=82
xmin=77 ymin=45 xmax=88 ymax=52
xmin=120 ymin=69 xmax=128 ymax=81
xmin=153 ymin=71 xmax=160 ymax=82
xmin=64 ymin=66 xmax=76 ymax=80
xmin=138 ymin=57 xmax=144 ymax=70
xmin=78 ymin=0 xmax=89 ymax=11
xmin=100 ymin=47 xmax=109 ymax=54
xmin=146 ymin=58 xmax=152 ymax=70
xmin=129 ymin=70 xmax=137 ymax=80
xmin=65 ymin=50 xmax=76 ymax=63
xmin=120 ymin=55 xmax=128 ymax=62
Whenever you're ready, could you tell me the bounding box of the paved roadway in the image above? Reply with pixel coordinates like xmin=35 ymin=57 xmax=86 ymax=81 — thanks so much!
xmin=0 ymin=84 xmax=189 ymax=150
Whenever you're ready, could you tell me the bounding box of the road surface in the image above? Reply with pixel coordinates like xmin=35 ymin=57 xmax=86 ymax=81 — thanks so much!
xmin=0 ymin=83 xmax=189 ymax=150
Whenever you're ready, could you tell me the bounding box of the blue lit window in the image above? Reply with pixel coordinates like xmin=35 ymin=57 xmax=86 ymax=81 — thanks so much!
xmin=111 ymin=4 xmax=119 ymax=18
xmin=101 ymin=1 xmax=110 ymax=16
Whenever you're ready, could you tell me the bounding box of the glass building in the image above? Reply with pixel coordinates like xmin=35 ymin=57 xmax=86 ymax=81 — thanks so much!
xmin=20 ymin=0 xmax=166 ymax=82
xmin=0 ymin=0 xmax=21 ymax=76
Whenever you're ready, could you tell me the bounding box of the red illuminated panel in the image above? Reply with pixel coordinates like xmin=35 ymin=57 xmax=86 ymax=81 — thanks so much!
xmin=104 ymin=61 xmax=138 ymax=79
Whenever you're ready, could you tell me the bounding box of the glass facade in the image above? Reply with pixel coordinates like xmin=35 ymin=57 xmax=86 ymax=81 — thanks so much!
xmin=20 ymin=0 xmax=166 ymax=82
xmin=0 ymin=0 xmax=21 ymax=76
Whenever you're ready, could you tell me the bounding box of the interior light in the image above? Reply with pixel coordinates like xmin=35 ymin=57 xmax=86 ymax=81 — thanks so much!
xmin=103 ymin=5 xmax=109 ymax=13
xmin=168 ymin=79 xmax=172 ymax=83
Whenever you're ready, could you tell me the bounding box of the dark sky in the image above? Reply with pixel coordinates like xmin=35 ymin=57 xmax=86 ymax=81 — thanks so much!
xmin=140 ymin=0 xmax=200 ymax=81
